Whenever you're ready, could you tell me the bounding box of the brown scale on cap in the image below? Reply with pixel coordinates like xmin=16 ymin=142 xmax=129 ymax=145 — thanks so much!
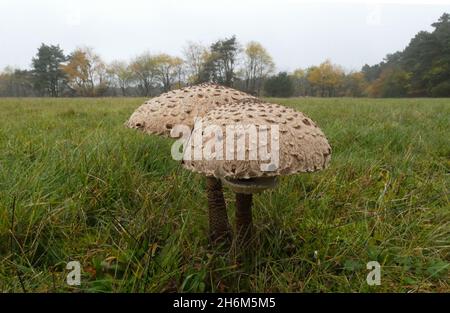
xmin=125 ymin=83 xmax=256 ymax=136
xmin=183 ymin=98 xmax=332 ymax=180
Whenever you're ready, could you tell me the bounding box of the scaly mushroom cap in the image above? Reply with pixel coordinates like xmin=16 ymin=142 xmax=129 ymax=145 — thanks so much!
xmin=182 ymin=99 xmax=332 ymax=181
xmin=125 ymin=83 xmax=256 ymax=136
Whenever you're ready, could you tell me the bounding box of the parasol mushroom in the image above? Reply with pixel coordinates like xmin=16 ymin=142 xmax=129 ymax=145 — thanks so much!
xmin=182 ymin=98 xmax=332 ymax=247
xmin=125 ymin=83 xmax=256 ymax=244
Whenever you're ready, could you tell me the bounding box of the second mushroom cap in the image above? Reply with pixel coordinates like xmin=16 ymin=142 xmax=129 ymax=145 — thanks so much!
xmin=125 ymin=83 xmax=256 ymax=136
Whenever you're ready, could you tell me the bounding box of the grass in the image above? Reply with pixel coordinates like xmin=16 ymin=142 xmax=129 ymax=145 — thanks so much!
xmin=0 ymin=97 xmax=448 ymax=292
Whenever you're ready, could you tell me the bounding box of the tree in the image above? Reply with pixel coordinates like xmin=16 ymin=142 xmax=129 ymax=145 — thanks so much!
xmin=306 ymin=60 xmax=344 ymax=97
xmin=173 ymin=58 xmax=185 ymax=89
xmin=129 ymin=53 xmax=157 ymax=96
xmin=108 ymin=61 xmax=133 ymax=96
xmin=242 ymin=41 xmax=274 ymax=95
xmin=367 ymin=67 xmax=410 ymax=97
xmin=183 ymin=41 xmax=207 ymax=84
xmin=362 ymin=63 xmax=382 ymax=82
xmin=31 ymin=43 xmax=66 ymax=97
xmin=342 ymin=72 xmax=367 ymax=97
xmin=431 ymin=80 xmax=450 ymax=97
xmin=153 ymin=54 xmax=184 ymax=92
xmin=199 ymin=36 xmax=240 ymax=86
xmin=427 ymin=13 xmax=450 ymax=94
xmin=291 ymin=68 xmax=311 ymax=96
xmin=0 ymin=67 xmax=35 ymax=97
xmin=62 ymin=47 xmax=109 ymax=96
xmin=401 ymin=31 xmax=439 ymax=95
xmin=363 ymin=13 xmax=450 ymax=97
xmin=264 ymin=72 xmax=294 ymax=97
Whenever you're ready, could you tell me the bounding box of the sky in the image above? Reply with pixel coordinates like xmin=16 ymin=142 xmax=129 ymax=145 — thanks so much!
xmin=0 ymin=0 xmax=449 ymax=72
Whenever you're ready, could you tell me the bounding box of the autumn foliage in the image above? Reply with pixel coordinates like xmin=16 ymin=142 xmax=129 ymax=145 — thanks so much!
xmin=1 ymin=13 xmax=449 ymax=98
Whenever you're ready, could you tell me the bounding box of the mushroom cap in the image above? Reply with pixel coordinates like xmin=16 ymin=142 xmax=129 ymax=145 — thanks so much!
xmin=125 ymin=83 xmax=256 ymax=136
xmin=182 ymin=98 xmax=332 ymax=179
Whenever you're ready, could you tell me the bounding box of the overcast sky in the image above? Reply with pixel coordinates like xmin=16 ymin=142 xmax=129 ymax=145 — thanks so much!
xmin=0 ymin=0 xmax=449 ymax=72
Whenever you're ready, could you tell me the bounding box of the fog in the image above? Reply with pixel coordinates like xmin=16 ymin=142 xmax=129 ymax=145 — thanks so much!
xmin=1 ymin=0 xmax=449 ymax=71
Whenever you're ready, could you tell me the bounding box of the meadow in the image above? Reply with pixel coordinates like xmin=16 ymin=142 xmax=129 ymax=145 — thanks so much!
xmin=0 ymin=97 xmax=448 ymax=292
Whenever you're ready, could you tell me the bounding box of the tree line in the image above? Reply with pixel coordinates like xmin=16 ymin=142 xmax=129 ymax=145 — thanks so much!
xmin=1 ymin=13 xmax=449 ymax=98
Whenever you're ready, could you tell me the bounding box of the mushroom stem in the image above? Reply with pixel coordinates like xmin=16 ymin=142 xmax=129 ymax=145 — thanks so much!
xmin=235 ymin=193 xmax=253 ymax=247
xmin=206 ymin=176 xmax=231 ymax=244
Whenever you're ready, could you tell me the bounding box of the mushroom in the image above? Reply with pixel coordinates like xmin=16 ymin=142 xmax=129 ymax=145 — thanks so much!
xmin=125 ymin=83 xmax=257 ymax=244
xmin=182 ymin=98 xmax=332 ymax=247
xmin=126 ymin=83 xmax=254 ymax=136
